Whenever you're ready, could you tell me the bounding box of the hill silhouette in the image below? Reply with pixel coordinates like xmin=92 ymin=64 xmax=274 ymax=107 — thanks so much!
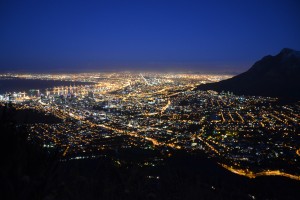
xmin=197 ymin=48 xmax=300 ymax=101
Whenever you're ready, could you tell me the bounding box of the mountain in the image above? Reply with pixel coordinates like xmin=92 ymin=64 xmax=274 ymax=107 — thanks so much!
xmin=197 ymin=48 xmax=300 ymax=100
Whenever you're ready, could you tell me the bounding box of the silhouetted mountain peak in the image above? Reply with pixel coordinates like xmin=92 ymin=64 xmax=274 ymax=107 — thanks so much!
xmin=280 ymin=48 xmax=294 ymax=54
xmin=247 ymin=48 xmax=300 ymax=75
xmin=197 ymin=48 xmax=300 ymax=101
xmin=278 ymin=48 xmax=300 ymax=59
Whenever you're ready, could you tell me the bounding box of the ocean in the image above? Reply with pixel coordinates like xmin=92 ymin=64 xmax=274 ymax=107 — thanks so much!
xmin=0 ymin=78 xmax=94 ymax=94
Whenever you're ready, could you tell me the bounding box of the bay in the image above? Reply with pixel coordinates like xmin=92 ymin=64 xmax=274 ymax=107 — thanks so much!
xmin=0 ymin=78 xmax=94 ymax=94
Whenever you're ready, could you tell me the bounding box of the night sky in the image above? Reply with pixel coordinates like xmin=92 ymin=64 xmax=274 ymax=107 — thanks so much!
xmin=1 ymin=0 xmax=300 ymax=73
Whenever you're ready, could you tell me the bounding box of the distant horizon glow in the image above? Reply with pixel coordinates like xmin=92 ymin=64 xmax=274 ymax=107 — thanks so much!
xmin=1 ymin=0 xmax=300 ymax=73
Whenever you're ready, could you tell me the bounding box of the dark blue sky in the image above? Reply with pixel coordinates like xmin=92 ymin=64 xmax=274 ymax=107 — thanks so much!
xmin=1 ymin=0 xmax=300 ymax=73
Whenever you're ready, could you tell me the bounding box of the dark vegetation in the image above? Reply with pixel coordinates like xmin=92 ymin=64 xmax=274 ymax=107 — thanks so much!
xmin=1 ymin=104 xmax=300 ymax=200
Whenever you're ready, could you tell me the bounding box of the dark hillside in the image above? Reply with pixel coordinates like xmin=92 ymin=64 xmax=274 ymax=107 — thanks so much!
xmin=197 ymin=48 xmax=300 ymax=101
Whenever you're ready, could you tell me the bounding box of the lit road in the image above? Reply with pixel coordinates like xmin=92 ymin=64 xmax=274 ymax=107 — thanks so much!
xmin=220 ymin=163 xmax=300 ymax=181
xmin=161 ymin=100 xmax=171 ymax=115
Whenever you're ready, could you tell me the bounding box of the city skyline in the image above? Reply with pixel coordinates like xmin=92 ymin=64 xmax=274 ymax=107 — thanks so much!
xmin=1 ymin=71 xmax=299 ymax=182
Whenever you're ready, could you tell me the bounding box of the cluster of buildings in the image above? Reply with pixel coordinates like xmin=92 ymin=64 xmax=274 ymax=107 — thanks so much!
xmin=1 ymin=72 xmax=299 ymax=178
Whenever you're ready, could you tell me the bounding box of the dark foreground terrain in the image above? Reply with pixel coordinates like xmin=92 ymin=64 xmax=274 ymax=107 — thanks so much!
xmin=1 ymin=105 xmax=300 ymax=200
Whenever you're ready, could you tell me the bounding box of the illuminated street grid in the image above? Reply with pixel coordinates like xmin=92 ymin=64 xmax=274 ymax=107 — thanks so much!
xmin=1 ymin=72 xmax=300 ymax=180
